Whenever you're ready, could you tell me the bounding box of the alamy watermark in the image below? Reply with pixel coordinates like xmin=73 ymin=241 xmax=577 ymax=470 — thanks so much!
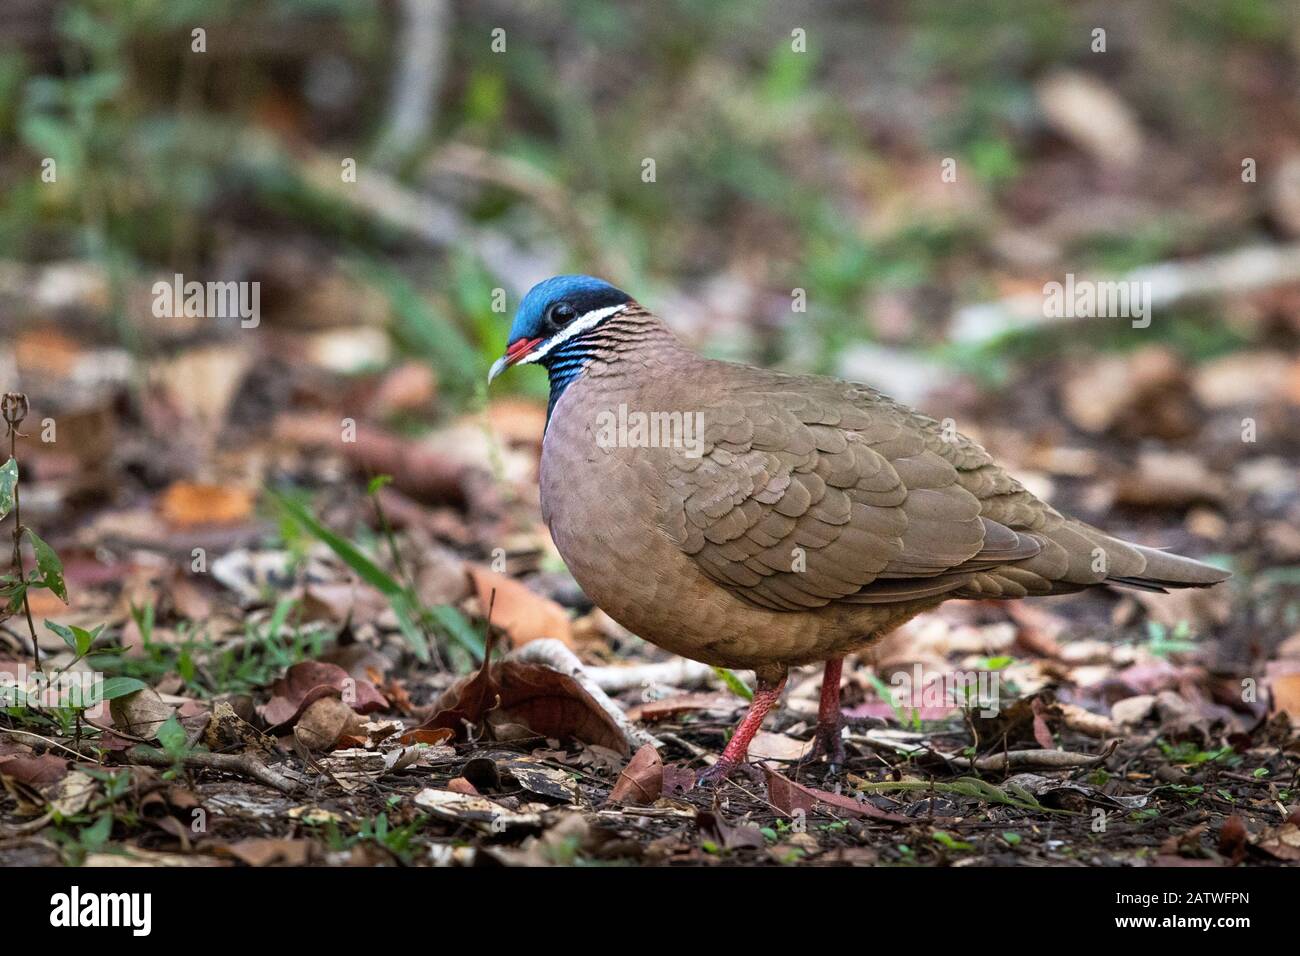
xmin=1043 ymin=273 xmax=1151 ymax=328
xmin=888 ymin=664 xmax=1002 ymax=717
xmin=0 ymin=664 xmax=107 ymax=718
xmin=152 ymin=273 xmax=260 ymax=328
xmin=595 ymin=403 xmax=705 ymax=458
xmin=50 ymin=886 xmax=151 ymax=936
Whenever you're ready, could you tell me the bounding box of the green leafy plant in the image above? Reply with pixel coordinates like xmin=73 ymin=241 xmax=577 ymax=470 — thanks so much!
xmin=712 ymin=666 xmax=753 ymax=702
xmin=269 ymin=485 xmax=484 ymax=664
xmin=1143 ymin=620 xmax=1198 ymax=657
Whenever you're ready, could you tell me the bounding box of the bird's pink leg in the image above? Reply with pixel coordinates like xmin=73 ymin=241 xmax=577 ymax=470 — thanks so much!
xmin=806 ymin=656 xmax=846 ymax=770
xmin=696 ymin=672 xmax=788 ymax=787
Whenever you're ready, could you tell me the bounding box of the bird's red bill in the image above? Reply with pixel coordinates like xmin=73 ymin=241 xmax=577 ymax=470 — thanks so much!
xmin=504 ymin=336 xmax=543 ymax=365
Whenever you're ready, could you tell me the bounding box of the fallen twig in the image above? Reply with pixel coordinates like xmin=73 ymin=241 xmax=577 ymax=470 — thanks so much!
xmin=584 ymin=658 xmax=727 ymax=694
xmin=939 ymin=741 xmax=1118 ymax=771
xmin=125 ymin=747 xmax=297 ymax=795
xmin=952 ymin=242 xmax=1300 ymax=344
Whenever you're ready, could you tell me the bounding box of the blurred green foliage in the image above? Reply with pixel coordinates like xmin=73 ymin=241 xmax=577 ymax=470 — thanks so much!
xmin=0 ymin=0 xmax=1292 ymax=403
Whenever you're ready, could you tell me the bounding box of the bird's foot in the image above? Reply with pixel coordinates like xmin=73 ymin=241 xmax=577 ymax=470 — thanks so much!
xmin=695 ymin=758 xmax=765 ymax=789
xmin=802 ymin=720 xmax=847 ymax=774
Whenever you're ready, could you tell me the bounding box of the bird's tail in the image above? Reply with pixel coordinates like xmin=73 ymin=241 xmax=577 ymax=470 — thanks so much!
xmin=1105 ymin=541 xmax=1231 ymax=593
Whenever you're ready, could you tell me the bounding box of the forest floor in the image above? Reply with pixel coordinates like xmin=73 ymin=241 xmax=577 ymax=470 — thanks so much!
xmin=0 ymin=300 xmax=1297 ymax=868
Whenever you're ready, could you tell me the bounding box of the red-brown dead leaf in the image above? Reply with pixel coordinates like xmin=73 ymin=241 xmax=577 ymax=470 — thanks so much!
xmin=1030 ymin=696 xmax=1056 ymax=750
xmin=1218 ymin=815 xmax=1248 ymax=863
xmin=220 ymin=838 xmax=314 ymax=867
xmin=762 ymin=766 xmax=915 ymax=824
xmin=403 ymin=727 xmax=455 ymax=746
xmin=698 ymin=809 xmax=766 ymax=851
xmin=0 ymin=753 xmax=69 ymax=788
xmin=447 ymin=776 xmax=480 ymax=795
xmin=163 ymin=568 xmax=213 ymax=620
xmin=467 ymin=566 xmax=573 ymax=649
xmin=257 ymin=661 xmax=388 ymax=728
xmin=491 ymin=659 xmax=629 ymax=754
xmin=608 ymin=744 xmax=663 ymax=805
xmin=485 ymin=399 xmax=547 ymax=447
xmin=402 ymin=624 xmax=627 ymax=754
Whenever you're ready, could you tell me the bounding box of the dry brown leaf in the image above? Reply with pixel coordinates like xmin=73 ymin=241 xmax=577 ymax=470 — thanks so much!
xmin=1115 ymin=452 xmax=1228 ymax=508
xmin=294 ymin=696 xmax=362 ymax=751
xmin=748 ymin=731 xmax=812 ymax=761
xmin=447 ymin=776 xmax=480 ymax=795
xmin=1036 ymin=70 xmax=1142 ymax=170
xmin=159 ymin=482 xmax=255 ymax=527
xmin=404 ymin=628 xmax=628 ymax=753
xmin=624 ymin=692 xmax=739 ymax=722
xmin=0 ymin=753 xmax=69 ymax=788
xmin=110 ymin=687 xmax=175 ymax=740
xmin=403 ymin=727 xmax=455 ymax=746
xmin=1268 ymin=669 xmax=1300 ymax=720
xmin=1256 ymin=821 xmax=1300 ymax=862
xmin=762 ymin=766 xmax=915 ymax=824
xmin=369 ymin=361 xmax=438 ymax=417
xmin=608 ymin=744 xmax=663 ymax=805
xmin=467 ymin=566 xmax=573 ymax=649
xmin=221 ymin=838 xmax=314 ymax=867
xmin=486 ymin=398 xmax=547 ymax=447
xmin=257 ymin=661 xmax=388 ymax=728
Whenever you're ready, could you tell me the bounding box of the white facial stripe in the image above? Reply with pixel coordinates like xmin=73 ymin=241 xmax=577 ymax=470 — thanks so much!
xmin=515 ymin=304 xmax=627 ymax=365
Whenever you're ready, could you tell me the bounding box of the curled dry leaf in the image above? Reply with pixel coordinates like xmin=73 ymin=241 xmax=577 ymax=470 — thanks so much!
xmin=257 ymin=661 xmax=388 ymax=728
xmin=48 ymin=770 xmax=98 ymax=818
xmin=698 ymin=809 xmax=766 ymax=851
xmin=403 ymin=626 xmax=628 ymax=754
xmin=625 ymin=692 xmax=743 ymax=723
xmin=493 ymin=755 xmax=578 ymax=803
xmin=294 ymin=696 xmax=363 ymax=751
xmin=491 ymin=659 xmax=629 ymax=754
xmin=1267 ymin=664 xmax=1300 ymax=720
xmin=110 ymin=687 xmax=176 ymax=740
xmin=1256 ymin=821 xmax=1300 ymax=862
xmin=204 ymin=699 xmax=276 ymax=755
xmin=608 ymin=744 xmax=663 ymax=806
xmin=403 ymin=727 xmax=455 ymax=746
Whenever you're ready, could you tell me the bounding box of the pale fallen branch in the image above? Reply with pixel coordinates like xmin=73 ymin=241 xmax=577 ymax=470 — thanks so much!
xmin=584 ymin=658 xmax=728 ymax=694
xmin=952 ymin=243 xmax=1300 ymax=344
xmin=509 ymin=639 xmax=662 ymax=750
xmin=126 ymin=747 xmax=297 ymax=795
xmin=940 ymin=741 xmax=1118 ymax=772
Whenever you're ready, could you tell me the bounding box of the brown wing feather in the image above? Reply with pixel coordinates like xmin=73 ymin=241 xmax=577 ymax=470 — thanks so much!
xmin=663 ymin=364 xmax=1226 ymax=610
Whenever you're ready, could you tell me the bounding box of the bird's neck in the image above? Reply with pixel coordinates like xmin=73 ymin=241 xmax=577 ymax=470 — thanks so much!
xmin=544 ymin=305 xmax=685 ymax=420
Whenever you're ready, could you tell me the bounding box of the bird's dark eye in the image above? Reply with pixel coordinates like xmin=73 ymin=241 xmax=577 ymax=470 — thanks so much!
xmin=550 ymin=302 xmax=578 ymax=326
